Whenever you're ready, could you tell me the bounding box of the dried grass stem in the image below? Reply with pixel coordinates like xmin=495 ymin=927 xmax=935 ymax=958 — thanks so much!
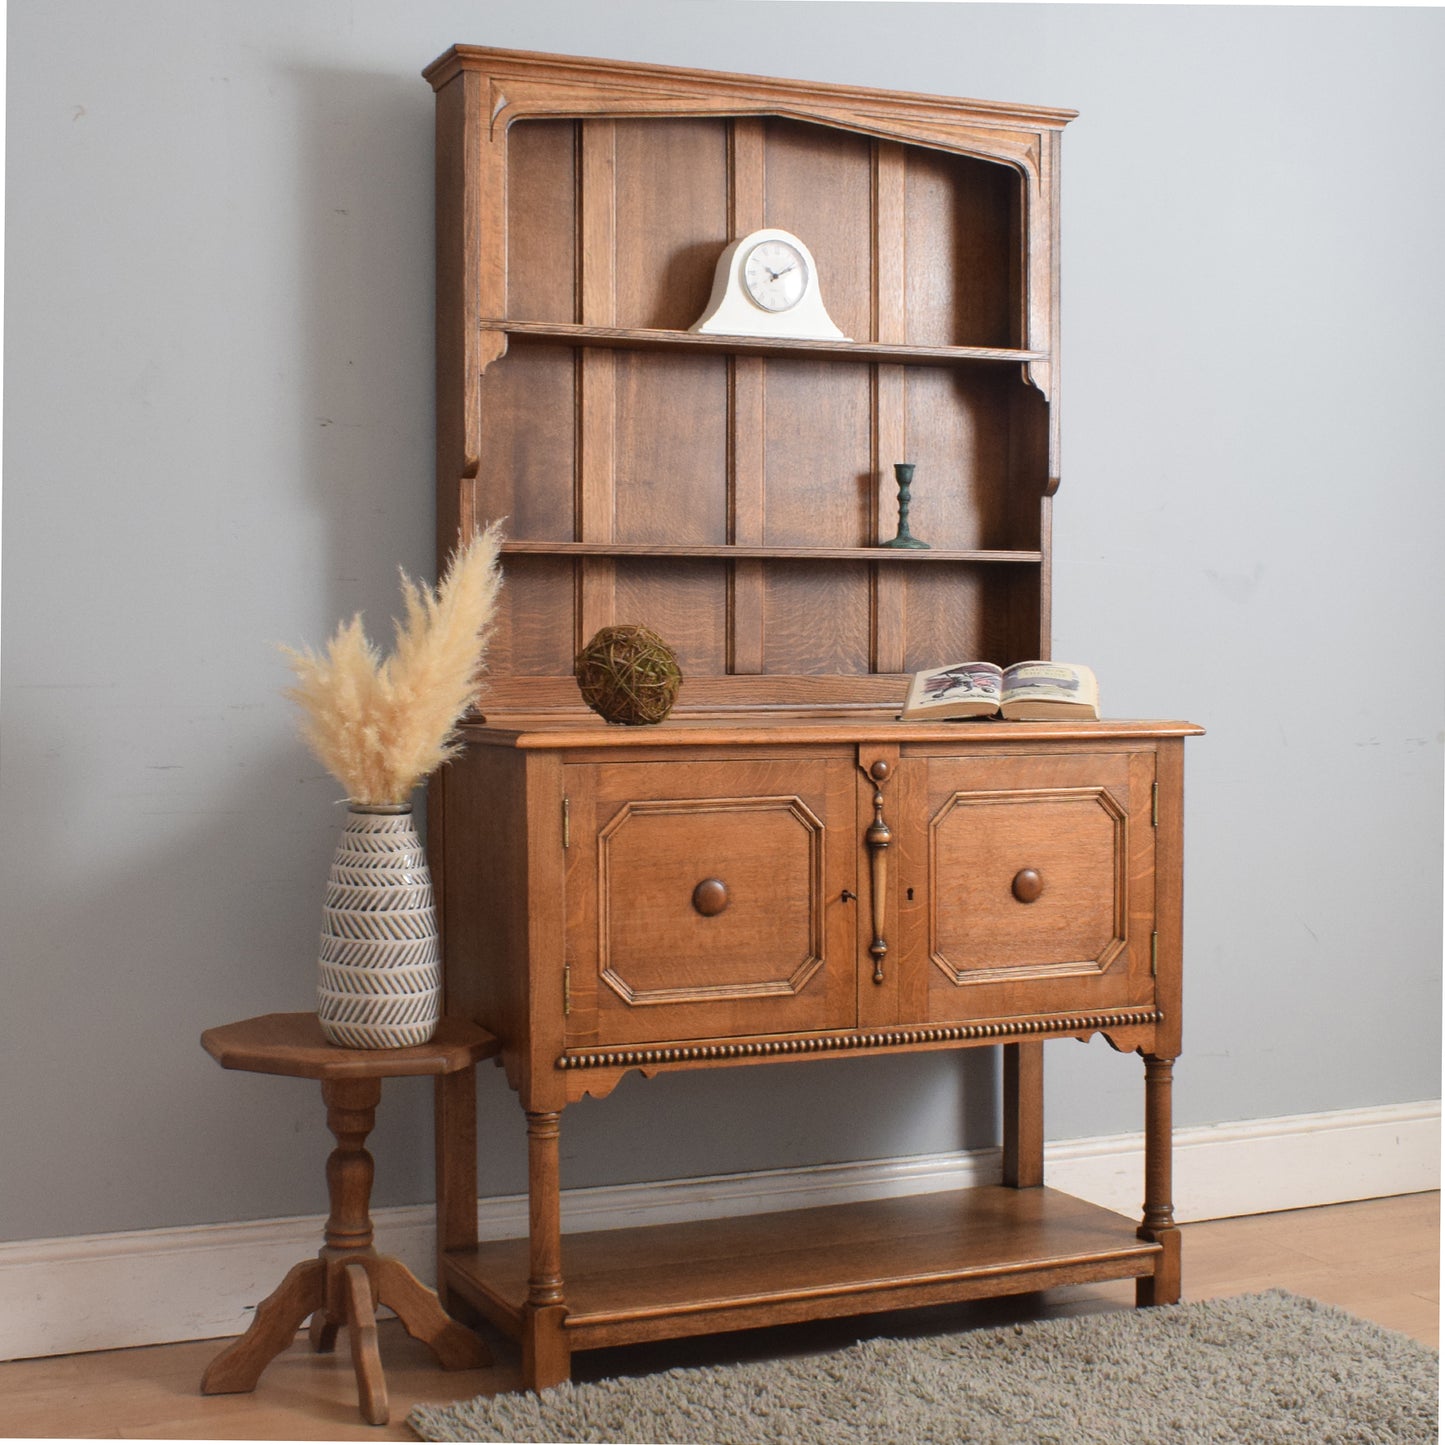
xmin=281 ymin=523 xmax=503 ymax=804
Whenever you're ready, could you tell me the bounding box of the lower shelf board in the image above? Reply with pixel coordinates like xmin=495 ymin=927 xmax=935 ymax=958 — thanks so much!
xmin=443 ymin=1186 xmax=1162 ymax=1351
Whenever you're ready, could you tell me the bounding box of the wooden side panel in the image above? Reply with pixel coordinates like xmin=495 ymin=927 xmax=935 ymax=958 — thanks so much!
xmin=897 ymin=564 xmax=995 ymax=673
xmin=483 ymin=557 xmax=577 ymax=678
xmin=505 ymin=121 xmax=577 ymax=322
xmin=998 ymin=563 xmax=1046 ymax=666
xmin=613 ymin=353 xmax=729 ymax=546
xmin=1152 ymin=738 xmax=1186 ymax=1058
xmin=762 ymin=562 xmax=872 ymax=675
xmin=1006 ymin=382 xmax=1049 ymax=552
xmin=901 ymin=368 xmax=1016 ymax=552
xmin=762 ymin=119 xmax=873 ymax=344
xmin=613 ymin=559 xmax=729 ymax=676
xmin=440 ymin=746 xmax=532 ymax=1094
xmin=762 ymin=360 xmax=872 ymax=548
xmin=614 ymin=118 xmax=729 ymax=331
xmin=475 ymin=343 xmax=576 ymax=541
xmin=904 ymin=147 xmax=1017 ymax=349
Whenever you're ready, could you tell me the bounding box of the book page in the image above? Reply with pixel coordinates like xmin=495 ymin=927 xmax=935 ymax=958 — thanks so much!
xmin=917 ymin=662 xmax=1002 ymax=706
xmin=1000 ymin=662 xmax=1098 ymax=704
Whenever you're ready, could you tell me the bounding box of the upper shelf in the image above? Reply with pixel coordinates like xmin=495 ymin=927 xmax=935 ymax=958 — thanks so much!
xmin=483 ymin=320 xmax=1046 ymax=370
xmin=501 ymin=541 xmax=1044 ymax=564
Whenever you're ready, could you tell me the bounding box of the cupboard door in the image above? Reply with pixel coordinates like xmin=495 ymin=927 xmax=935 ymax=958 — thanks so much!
xmin=564 ymin=758 xmax=857 ymax=1047
xmin=901 ymin=749 xmax=1157 ymax=1024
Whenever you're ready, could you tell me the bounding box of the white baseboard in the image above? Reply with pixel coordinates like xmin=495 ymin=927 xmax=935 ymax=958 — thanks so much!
xmin=1048 ymin=1098 xmax=1441 ymax=1222
xmin=2 ymin=1099 xmax=1435 ymax=1362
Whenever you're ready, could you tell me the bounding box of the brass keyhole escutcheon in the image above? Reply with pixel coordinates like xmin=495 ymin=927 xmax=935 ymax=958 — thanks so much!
xmin=1012 ymin=868 xmax=1043 ymax=904
xmin=692 ymin=878 xmax=729 ymax=917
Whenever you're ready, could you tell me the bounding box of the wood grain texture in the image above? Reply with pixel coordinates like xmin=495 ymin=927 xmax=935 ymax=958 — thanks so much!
xmin=446 ymin=1188 xmax=1159 ymax=1352
xmin=1003 ymin=1040 xmax=1045 ymax=1189
xmin=763 ymin=117 xmax=873 ymax=344
xmin=916 ymin=750 xmax=1155 ymax=1027
xmin=427 ymin=46 xmax=1198 ymax=1389
xmin=434 ymin=46 xmax=1070 ymax=696
xmin=904 ymin=145 xmax=1017 ymax=348
xmin=615 ymin=118 xmax=728 ymax=331
xmin=200 ymin=1014 xmax=496 ymax=1081
xmin=481 ymin=320 xmax=1045 ymax=365
xmin=504 ymin=120 xmax=577 ymax=324
xmin=564 ymin=757 xmax=857 ymax=1048
xmin=198 ymin=1026 xmax=491 ymax=1420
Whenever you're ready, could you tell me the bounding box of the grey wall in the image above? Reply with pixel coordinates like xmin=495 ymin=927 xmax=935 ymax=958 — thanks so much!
xmin=2 ymin=1 xmax=1440 ymax=1244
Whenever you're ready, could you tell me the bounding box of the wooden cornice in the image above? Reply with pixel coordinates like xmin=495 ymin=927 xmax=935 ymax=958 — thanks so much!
xmin=423 ymin=44 xmax=1077 ymax=135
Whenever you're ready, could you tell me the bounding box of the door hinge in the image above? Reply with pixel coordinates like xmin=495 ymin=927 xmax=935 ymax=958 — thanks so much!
xmin=563 ymin=962 xmax=572 ymax=1016
xmin=562 ymin=794 xmax=571 ymax=849
xmin=1151 ymin=782 xmax=1159 ymax=828
xmin=1151 ymin=931 xmax=1159 ymax=977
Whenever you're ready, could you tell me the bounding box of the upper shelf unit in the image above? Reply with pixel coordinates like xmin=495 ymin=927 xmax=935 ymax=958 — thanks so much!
xmin=428 ymin=47 xmax=1075 ymax=691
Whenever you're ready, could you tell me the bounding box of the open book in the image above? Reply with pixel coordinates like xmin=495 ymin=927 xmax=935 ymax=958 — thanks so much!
xmin=900 ymin=661 xmax=1099 ymax=721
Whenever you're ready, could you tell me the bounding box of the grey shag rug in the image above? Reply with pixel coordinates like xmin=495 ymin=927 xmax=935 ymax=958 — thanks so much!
xmin=409 ymin=1291 xmax=1438 ymax=1444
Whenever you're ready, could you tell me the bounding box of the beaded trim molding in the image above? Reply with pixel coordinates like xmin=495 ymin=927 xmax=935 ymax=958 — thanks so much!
xmin=557 ymin=1009 xmax=1164 ymax=1071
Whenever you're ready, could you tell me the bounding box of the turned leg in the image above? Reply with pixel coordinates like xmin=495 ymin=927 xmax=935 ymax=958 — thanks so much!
xmin=319 ymin=1077 xmax=381 ymax=1259
xmin=309 ymin=1084 xmax=370 ymax=1358
xmin=1136 ymin=1054 xmax=1182 ymax=1305
xmin=317 ymin=1077 xmax=391 ymax=1420
xmin=1002 ymin=1042 xmax=1044 ymax=1189
xmin=521 ymin=1109 xmax=570 ymax=1391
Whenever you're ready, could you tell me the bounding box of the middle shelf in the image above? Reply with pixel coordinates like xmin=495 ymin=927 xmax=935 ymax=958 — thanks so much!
xmin=500 ymin=541 xmax=1045 ymax=563
xmin=483 ymin=319 xmax=1048 ymax=370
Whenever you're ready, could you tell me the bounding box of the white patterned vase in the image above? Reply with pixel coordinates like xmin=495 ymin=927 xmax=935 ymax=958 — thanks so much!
xmin=315 ymin=803 xmax=441 ymax=1049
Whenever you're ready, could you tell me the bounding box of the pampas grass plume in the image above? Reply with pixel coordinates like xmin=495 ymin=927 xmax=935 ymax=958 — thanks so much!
xmin=281 ymin=523 xmax=503 ymax=804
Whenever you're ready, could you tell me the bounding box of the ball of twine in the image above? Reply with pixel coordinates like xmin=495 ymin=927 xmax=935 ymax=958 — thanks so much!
xmin=575 ymin=625 xmax=682 ymax=725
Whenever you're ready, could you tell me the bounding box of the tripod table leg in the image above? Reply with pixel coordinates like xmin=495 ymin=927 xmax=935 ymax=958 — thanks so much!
xmin=201 ymin=1258 xmax=325 ymax=1395
xmin=344 ymin=1259 xmax=388 ymax=1426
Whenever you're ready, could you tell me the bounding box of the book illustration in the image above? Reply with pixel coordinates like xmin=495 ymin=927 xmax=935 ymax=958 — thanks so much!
xmin=921 ymin=663 xmax=1002 ymax=703
xmin=901 ymin=661 xmax=1099 ymax=721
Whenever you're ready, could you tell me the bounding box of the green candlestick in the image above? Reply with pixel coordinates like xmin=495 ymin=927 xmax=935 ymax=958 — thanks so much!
xmin=880 ymin=462 xmax=929 ymax=549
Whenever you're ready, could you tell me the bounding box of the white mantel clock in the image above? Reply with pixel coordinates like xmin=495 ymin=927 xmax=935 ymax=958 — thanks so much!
xmin=690 ymin=228 xmax=849 ymax=341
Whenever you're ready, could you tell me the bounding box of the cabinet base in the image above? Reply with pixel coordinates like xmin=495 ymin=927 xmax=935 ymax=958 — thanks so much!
xmin=443 ymin=1186 xmax=1165 ymax=1361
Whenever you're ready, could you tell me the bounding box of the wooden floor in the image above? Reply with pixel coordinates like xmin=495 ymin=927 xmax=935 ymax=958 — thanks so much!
xmin=1 ymin=1192 xmax=1436 ymax=1441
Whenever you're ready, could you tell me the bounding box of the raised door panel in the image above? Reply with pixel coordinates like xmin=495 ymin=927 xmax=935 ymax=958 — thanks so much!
xmin=564 ymin=758 xmax=857 ymax=1048
xmin=899 ymin=749 xmax=1156 ymax=1024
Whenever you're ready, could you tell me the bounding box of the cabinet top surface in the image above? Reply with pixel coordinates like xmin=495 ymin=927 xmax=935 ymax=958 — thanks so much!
xmin=422 ymin=43 xmax=1077 ymax=130
xmin=462 ymin=714 xmax=1204 ymax=750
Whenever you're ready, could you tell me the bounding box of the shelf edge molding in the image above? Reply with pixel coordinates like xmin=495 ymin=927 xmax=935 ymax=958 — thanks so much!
xmin=480 ymin=320 xmax=1047 ymax=371
xmin=500 ymin=541 xmax=1045 ymax=564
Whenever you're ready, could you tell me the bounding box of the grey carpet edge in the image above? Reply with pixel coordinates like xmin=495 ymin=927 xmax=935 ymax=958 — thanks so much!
xmin=407 ymin=1290 xmax=1440 ymax=1445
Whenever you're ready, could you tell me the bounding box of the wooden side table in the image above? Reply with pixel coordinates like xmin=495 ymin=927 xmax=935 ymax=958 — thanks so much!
xmin=199 ymin=1012 xmax=498 ymax=1425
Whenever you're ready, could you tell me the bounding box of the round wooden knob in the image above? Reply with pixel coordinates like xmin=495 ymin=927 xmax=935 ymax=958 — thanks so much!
xmin=692 ymin=878 xmax=729 ymax=917
xmin=1011 ymin=868 xmax=1043 ymax=904
xmin=869 ymin=760 xmax=891 ymax=782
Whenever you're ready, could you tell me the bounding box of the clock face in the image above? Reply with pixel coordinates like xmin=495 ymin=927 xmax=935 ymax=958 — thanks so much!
xmin=742 ymin=238 xmax=809 ymax=313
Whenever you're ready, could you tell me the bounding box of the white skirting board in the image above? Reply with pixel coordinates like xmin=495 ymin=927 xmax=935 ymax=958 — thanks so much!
xmin=1 ymin=1098 xmax=1436 ymax=1362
